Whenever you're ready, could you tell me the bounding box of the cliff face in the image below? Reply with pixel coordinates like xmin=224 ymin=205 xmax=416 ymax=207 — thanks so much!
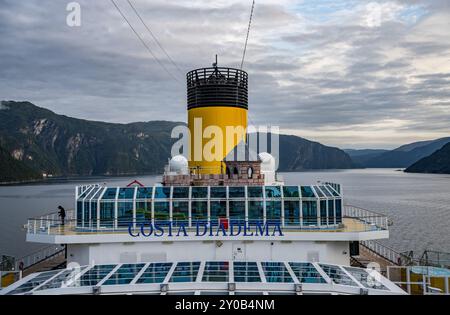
xmin=0 ymin=101 xmax=355 ymax=180
xmin=0 ymin=101 xmax=180 ymax=177
xmin=405 ymin=143 xmax=450 ymax=174
xmin=0 ymin=144 xmax=42 ymax=182
xmin=278 ymin=135 xmax=354 ymax=171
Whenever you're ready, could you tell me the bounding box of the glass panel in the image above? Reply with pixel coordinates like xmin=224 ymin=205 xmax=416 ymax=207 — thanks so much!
xmin=284 ymin=201 xmax=300 ymax=225
xmin=265 ymin=186 xmax=281 ymax=198
xmin=343 ymin=267 xmax=388 ymax=290
xmin=202 ymin=261 xmax=229 ymax=282
xmin=100 ymin=202 xmax=115 ymax=227
xmin=191 ymin=201 xmax=207 ymax=221
xmin=302 ymin=201 xmax=317 ymax=225
xmin=170 ymin=262 xmax=201 ymax=283
xmin=210 ymin=201 xmax=226 ymax=220
xmin=137 ymin=187 xmax=153 ymax=199
xmin=173 ymin=187 xmax=189 ymax=199
xmin=248 ymin=201 xmax=263 ymax=221
xmin=71 ymin=265 xmax=116 ymax=287
xmin=7 ymin=270 xmax=62 ymax=295
xmin=172 ymin=201 xmax=189 ymax=223
xmin=314 ymin=186 xmax=324 ymax=198
xmin=320 ymin=200 xmax=327 ymax=225
xmin=300 ymin=186 xmax=315 ymax=198
xmin=102 ymin=188 xmax=117 ymax=200
xmin=261 ymin=262 xmax=293 ymax=283
xmin=191 ymin=187 xmax=208 ymax=199
xmin=266 ymin=200 xmax=281 ymax=221
xmin=336 ymin=200 xmax=342 ymax=224
xmin=288 ymin=262 xmax=326 ymax=283
xmin=328 ymin=200 xmax=335 ymax=224
xmin=118 ymin=201 xmax=133 ymax=227
xmin=318 ymin=264 xmax=357 ymax=286
xmin=36 ymin=268 xmax=84 ymax=291
xmin=210 ymin=187 xmax=226 ymax=199
xmin=136 ymin=201 xmax=152 ymax=222
xmin=154 ymin=186 xmax=171 ymax=199
xmin=283 ymin=186 xmax=299 ymax=198
xmin=320 ymin=186 xmax=333 ymax=197
xmin=233 ymin=262 xmax=261 ymax=282
xmin=229 ymin=201 xmax=245 ymax=220
xmin=118 ymin=188 xmax=134 ymax=199
xmin=103 ymin=264 xmax=146 ymax=285
xmin=247 ymin=186 xmax=263 ymax=198
xmin=154 ymin=202 xmax=170 ymax=221
xmin=136 ymin=263 xmax=173 ymax=284
xmin=228 ymin=186 xmax=245 ymax=198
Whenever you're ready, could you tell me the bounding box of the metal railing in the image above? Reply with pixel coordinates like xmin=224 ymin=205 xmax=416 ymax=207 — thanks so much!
xmin=343 ymin=205 xmax=388 ymax=231
xmin=360 ymin=240 xmax=409 ymax=265
xmin=387 ymin=266 xmax=450 ymax=295
xmin=15 ymin=245 xmax=65 ymax=271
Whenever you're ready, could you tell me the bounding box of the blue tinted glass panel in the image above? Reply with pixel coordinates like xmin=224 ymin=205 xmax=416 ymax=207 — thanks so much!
xmin=283 ymin=186 xmax=299 ymax=198
xmin=336 ymin=200 xmax=342 ymax=224
xmin=229 ymin=186 xmax=245 ymax=198
xmin=266 ymin=200 xmax=281 ymax=220
xmin=118 ymin=188 xmax=134 ymax=199
xmin=288 ymin=262 xmax=326 ymax=283
xmin=136 ymin=263 xmax=173 ymax=284
xmin=172 ymin=201 xmax=188 ymax=222
xmin=191 ymin=187 xmax=208 ymax=199
xmin=154 ymin=202 xmax=169 ymax=221
xmin=318 ymin=264 xmax=357 ymax=286
xmin=210 ymin=187 xmax=226 ymax=199
xmin=173 ymin=187 xmax=189 ymax=199
xmin=247 ymin=186 xmax=263 ymax=198
xmin=320 ymin=200 xmax=327 ymax=225
xmin=229 ymin=201 xmax=245 ymax=220
xmin=102 ymin=188 xmax=117 ymax=200
xmin=118 ymin=201 xmax=133 ymax=226
xmin=343 ymin=267 xmax=388 ymax=290
xmin=71 ymin=265 xmax=116 ymax=287
xmin=302 ymin=201 xmax=317 ymax=225
xmin=261 ymin=262 xmax=293 ymax=283
xmin=234 ymin=262 xmax=261 ymax=282
xmin=192 ymin=201 xmax=207 ymax=220
xmin=210 ymin=201 xmax=226 ymax=220
xmin=154 ymin=187 xmax=171 ymax=199
xmin=137 ymin=187 xmax=153 ymax=199
xmin=284 ymin=201 xmax=300 ymax=225
xmin=248 ymin=201 xmax=263 ymax=220
xmin=265 ymin=186 xmax=281 ymax=198
xmin=300 ymin=186 xmax=315 ymax=198
xmin=136 ymin=201 xmax=151 ymax=222
xmin=320 ymin=186 xmax=333 ymax=197
xmin=100 ymin=202 xmax=115 ymax=227
xmin=202 ymin=261 xmax=229 ymax=282
xmin=103 ymin=264 xmax=146 ymax=285
xmin=170 ymin=262 xmax=201 ymax=283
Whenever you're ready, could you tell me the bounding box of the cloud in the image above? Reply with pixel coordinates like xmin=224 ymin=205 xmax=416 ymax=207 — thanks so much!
xmin=0 ymin=0 xmax=449 ymax=149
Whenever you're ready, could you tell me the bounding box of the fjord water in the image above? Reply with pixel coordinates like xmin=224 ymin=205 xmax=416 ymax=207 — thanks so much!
xmin=0 ymin=169 xmax=449 ymax=258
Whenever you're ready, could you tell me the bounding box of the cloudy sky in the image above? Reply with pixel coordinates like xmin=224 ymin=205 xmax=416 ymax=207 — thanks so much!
xmin=0 ymin=0 xmax=449 ymax=149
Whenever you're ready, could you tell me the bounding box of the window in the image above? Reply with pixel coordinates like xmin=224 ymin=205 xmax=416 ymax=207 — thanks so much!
xmin=302 ymin=201 xmax=317 ymax=225
xmin=191 ymin=186 xmax=208 ymax=199
xmin=118 ymin=188 xmax=134 ymax=199
xmin=266 ymin=200 xmax=281 ymax=221
xmin=100 ymin=202 xmax=115 ymax=227
xmin=210 ymin=187 xmax=226 ymax=199
xmin=248 ymin=201 xmax=263 ymax=221
xmin=210 ymin=201 xmax=226 ymax=221
xmin=101 ymin=188 xmax=117 ymax=200
xmin=170 ymin=262 xmax=201 ymax=283
xmin=320 ymin=200 xmax=327 ymax=225
xmin=228 ymin=186 xmax=245 ymax=198
xmin=300 ymin=186 xmax=315 ymax=198
xmin=154 ymin=202 xmax=169 ymax=221
xmin=202 ymin=261 xmax=229 ymax=282
xmin=117 ymin=201 xmax=133 ymax=226
xmin=136 ymin=263 xmax=173 ymax=284
xmin=172 ymin=201 xmax=188 ymax=223
xmin=234 ymin=262 xmax=261 ymax=282
xmin=136 ymin=201 xmax=151 ymax=222
xmin=283 ymin=186 xmax=299 ymax=198
xmin=265 ymin=186 xmax=281 ymax=198
xmin=229 ymin=201 xmax=245 ymax=220
xmin=173 ymin=187 xmax=189 ymax=199
xmin=191 ymin=201 xmax=207 ymax=221
xmin=137 ymin=187 xmax=153 ymax=199
xmin=261 ymin=262 xmax=293 ymax=283
xmin=247 ymin=186 xmax=263 ymax=198
xmin=154 ymin=186 xmax=171 ymax=199
xmin=336 ymin=199 xmax=342 ymax=224
xmin=284 ymin=201 xmax=300 ymax=225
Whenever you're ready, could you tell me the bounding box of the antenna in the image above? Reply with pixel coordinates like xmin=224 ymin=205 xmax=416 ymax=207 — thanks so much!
xmin=240 ymin=0 xmax=255 ymax=69
xmin=213 ymin=54 xmax=218 ymax=68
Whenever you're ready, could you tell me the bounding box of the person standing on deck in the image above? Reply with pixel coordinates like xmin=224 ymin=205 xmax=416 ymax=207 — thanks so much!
xmin=58 ymin=206 xmax=66 ymax=226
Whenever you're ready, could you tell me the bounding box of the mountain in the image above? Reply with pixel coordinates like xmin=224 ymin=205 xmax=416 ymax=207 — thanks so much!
xmin=0 ymin=101 xmax=355 ymax=181
xmin=352 ymin=138 xmax=450 ymax=168
xmin=405 ymin=143 xmax=450 ymax=174
xmin=279 ymin=135 xmax=354 ymax=171
xmin=344 ymin=149 xmax=389 ymax=167
xmin=0 ymin=101 xmax=181 ymax=177
xmin=0 ymin=144 xmax=42 ymax=183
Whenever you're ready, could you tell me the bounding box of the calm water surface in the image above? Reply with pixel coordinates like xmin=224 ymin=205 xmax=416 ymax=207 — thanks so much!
xmin=0 ymin=169 xmax=449 ymax=258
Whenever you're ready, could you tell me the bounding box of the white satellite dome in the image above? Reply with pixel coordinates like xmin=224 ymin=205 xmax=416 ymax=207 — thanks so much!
xmin=169 ymin=155 xmax=188 ymax=174
xmin=258 ymin=152 xmax=276 ymax=172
